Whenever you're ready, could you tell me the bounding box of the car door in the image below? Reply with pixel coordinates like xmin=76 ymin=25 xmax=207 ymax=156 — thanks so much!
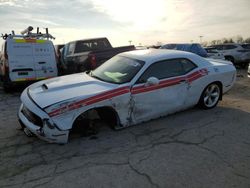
xmin=130 ymin=58 xmax=195 ymax=124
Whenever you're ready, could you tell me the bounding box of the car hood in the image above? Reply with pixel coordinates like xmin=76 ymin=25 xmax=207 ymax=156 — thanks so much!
xmin=28 ymin=73 xmax=117 ymax=108
xmin=206 ymin=58 xmax=233 ymax=66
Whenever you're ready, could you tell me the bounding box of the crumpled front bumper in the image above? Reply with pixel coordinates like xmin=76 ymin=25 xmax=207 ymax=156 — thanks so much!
xmin=18 ymin=89 xmax=69 ymax=144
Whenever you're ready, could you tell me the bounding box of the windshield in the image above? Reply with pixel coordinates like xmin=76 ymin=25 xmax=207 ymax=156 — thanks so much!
xmin=91 ymin=55 xmax=145 ymax=84
xmin=241 ymin=44 xmax=250 ymax=49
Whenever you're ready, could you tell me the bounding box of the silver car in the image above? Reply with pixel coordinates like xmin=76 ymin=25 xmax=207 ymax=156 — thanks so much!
xmin=211 ymin=43 xmax=250 ymax=68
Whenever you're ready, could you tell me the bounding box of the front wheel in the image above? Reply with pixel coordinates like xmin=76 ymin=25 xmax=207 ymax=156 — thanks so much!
xmin=240 ymin=62 xmax=248 ymax=69
xmin=199 ymin=83 xmax=221 ymax=109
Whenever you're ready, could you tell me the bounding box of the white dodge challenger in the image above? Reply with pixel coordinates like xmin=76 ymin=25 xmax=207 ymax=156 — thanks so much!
xmin=18 ymin=49 xmax=236 ymax=143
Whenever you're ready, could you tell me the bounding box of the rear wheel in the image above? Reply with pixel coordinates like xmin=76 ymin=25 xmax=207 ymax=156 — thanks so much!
xmin=240 ymin=62 xmax=248 ymax=69
xmin=199 ymin=83 xmax=221 ymax=109
xmin=2 ymin=76 xmax=12 ymax=92
xmin=225 ymin=56 xmax=235 ymax=63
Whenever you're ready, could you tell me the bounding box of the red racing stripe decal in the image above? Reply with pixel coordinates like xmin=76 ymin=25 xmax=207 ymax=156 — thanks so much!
xmin=131 ymin=77 xmax=183 ymax=94
xmin=131 ymin=69 xmax=207 ymax=95
xmin=48 ymin=86 xmax=130 ymax=117
xmin=48 ymin=69 xmax=208 ymax=117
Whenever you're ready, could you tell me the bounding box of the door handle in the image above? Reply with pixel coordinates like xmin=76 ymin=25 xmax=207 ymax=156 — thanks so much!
xmin=38 ymin=62 xmax=46 ymax=64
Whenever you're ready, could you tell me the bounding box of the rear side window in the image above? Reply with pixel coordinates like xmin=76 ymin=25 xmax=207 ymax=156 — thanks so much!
xmin=205 ymin=48 xmax=218 ymax=53
xmin=137 ymin=58 xmax=197 ymax=83
xmin=74 ymin=39 xmax=111 ymax=53
xmin=65 ymin=42 xmax=75 ymax=56
xmin=241 ymin=44 xmax=250 ymax=49
xmin=223 ymin=45 xmax=237 ymax=50
xmin=213 ymin=45 xmax=223 ymax=50
xmin=181 ymin=59 xmax=197 ymax=73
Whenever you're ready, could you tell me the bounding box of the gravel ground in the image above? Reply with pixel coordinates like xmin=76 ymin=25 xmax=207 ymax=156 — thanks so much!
xmin=0 ymin=69 xmax=249 ymax=188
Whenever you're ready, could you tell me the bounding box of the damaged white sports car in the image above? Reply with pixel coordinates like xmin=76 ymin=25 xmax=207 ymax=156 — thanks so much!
xmin=18 ymin=49 xmax=236 ymax=143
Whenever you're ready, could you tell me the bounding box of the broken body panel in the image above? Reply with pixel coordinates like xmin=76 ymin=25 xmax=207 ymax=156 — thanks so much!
xmin=18 ymin=49 xmax=236 ymax=143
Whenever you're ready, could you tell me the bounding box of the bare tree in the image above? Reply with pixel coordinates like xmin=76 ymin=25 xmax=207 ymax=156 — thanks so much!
xmin=222 ymin=38 xmax=228 ymax=43
xmin=199 ymin=35 xmax=249 ymax=46
xmin=234 ymin=35 xmax=243 ymax=43
xmin=244 ymin=37 xmax=250 ymax=43
xmin=202 ymin=41 xmax=208 ymax=47
xmin=222 ymin=38 xmax=229 ymax=43
xmin=228 ymin=38 xmax=234 ymax=43
xmin=210 ymin=40 xmax=217 ymax=45
xmin=156 ymin=41 xmax=163 ymax=46
xmin=216 ymin=40 xmax=222 ymax=44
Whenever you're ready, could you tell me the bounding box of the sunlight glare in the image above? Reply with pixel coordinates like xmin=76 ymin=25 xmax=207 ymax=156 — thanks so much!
xmin=92 ymin=0 xmax=169 ymax=30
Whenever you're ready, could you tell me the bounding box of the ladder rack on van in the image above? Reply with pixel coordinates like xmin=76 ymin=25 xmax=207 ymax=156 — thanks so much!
xmin=1 ymin=26 xmax=55 ymax=40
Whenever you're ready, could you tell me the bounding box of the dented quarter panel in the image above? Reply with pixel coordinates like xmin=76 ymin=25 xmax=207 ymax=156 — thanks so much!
xmin=18 ymin=49 xmax=236 ymax=143
xmin=50 ymin=88 xmax=132 ymax=130
xmin=131 ymin=77 xmax=188 ymax=124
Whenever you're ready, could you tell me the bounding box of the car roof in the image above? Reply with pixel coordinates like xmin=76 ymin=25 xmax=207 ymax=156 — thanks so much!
xmin=120 ymin=49 xmax=208 ymax=65
xmin=160 ymin=43 xmax=208 ymax=57
xmin=205 ymin=47 xmax=216 ymax=49
xmin=6 ymin=38 xmax=53 ymax=44
xmin=68 ymin=37 xmax=108 ymax=44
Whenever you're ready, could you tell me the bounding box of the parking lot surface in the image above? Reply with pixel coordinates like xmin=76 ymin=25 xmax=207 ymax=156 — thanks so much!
xmin=0 ymin=69 xmax=250 ymax=188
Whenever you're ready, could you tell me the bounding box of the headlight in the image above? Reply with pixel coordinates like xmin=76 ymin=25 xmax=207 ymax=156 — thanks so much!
xmin=43 ymin=118 xmax=55 ymax=129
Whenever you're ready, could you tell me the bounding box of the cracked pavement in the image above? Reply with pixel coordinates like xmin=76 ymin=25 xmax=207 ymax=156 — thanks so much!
xmin=0 ymin=69 xmax=250 ymax=188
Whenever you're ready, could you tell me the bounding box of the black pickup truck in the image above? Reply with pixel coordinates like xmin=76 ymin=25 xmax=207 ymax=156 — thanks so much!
xmin=60 ymin=37 xmax=135 ymax=75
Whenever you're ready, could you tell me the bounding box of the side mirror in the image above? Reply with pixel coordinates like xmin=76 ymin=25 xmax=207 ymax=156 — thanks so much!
xmin=145 ymin=77 xmax=159 ymax=86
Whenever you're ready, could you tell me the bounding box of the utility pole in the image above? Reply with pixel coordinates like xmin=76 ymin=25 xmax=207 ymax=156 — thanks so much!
xmin=129 ymin=40 xmax=132 ymax=45
xmin=199 ymin=36 xmax=203 ymax=43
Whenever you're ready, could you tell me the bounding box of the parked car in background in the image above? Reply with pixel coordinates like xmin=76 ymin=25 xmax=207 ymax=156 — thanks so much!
xmin=160 ymin=43 xmax=208 ymax=57
xmin=54 ymin=44 xmax=65 ymax=75
xmin=54 ymin=44 xmax=65 ymax=59
xmin=211 ymin=43 xmax=250 ymax=68
xmin=60 ymin=37 xmax=135 ymax=75
xmin=0 ymin=27 xmax=58 ymax=92
xmin=135 ymin=45 xmax=148 ymax=50
xmin=204 ymin=47 xmax=225 ymax=60
xmin=18 ymin=49 xmax=236 ymax=143
xmin=148 ymin=45 xmax=161 ymax=49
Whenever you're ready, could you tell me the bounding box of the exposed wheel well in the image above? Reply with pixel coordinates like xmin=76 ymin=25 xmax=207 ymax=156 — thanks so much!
xmin=94 ymin=106 xmax=120 ymax=129
xmin=70 ymin=106 xmax=119 ymax=137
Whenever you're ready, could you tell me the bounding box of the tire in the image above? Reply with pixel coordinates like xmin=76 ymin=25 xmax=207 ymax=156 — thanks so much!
xmin=199 ymin=83 xmax=221 ymax=109
xmin=2 ymin=77 xmax=12 ymax=92
xmin=240 ymin=62 xmax=248 ymax=69
xmin=225 ymin=56 xmax=234 ymax=63
xmin=3 ymin=83 xmax=12 ymax=92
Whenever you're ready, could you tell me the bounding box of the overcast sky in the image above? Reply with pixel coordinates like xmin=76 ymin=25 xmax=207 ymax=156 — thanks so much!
xmin=0 ymin=0 xmax=250 ymax=46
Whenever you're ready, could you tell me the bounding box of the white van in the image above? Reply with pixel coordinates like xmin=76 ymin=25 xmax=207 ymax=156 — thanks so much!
xmin=0 ymin=30 xmax=58 ymax=91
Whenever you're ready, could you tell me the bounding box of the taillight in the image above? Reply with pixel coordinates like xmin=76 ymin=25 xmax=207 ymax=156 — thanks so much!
xmin=89 ymin=54 xmax=96 ymax=69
